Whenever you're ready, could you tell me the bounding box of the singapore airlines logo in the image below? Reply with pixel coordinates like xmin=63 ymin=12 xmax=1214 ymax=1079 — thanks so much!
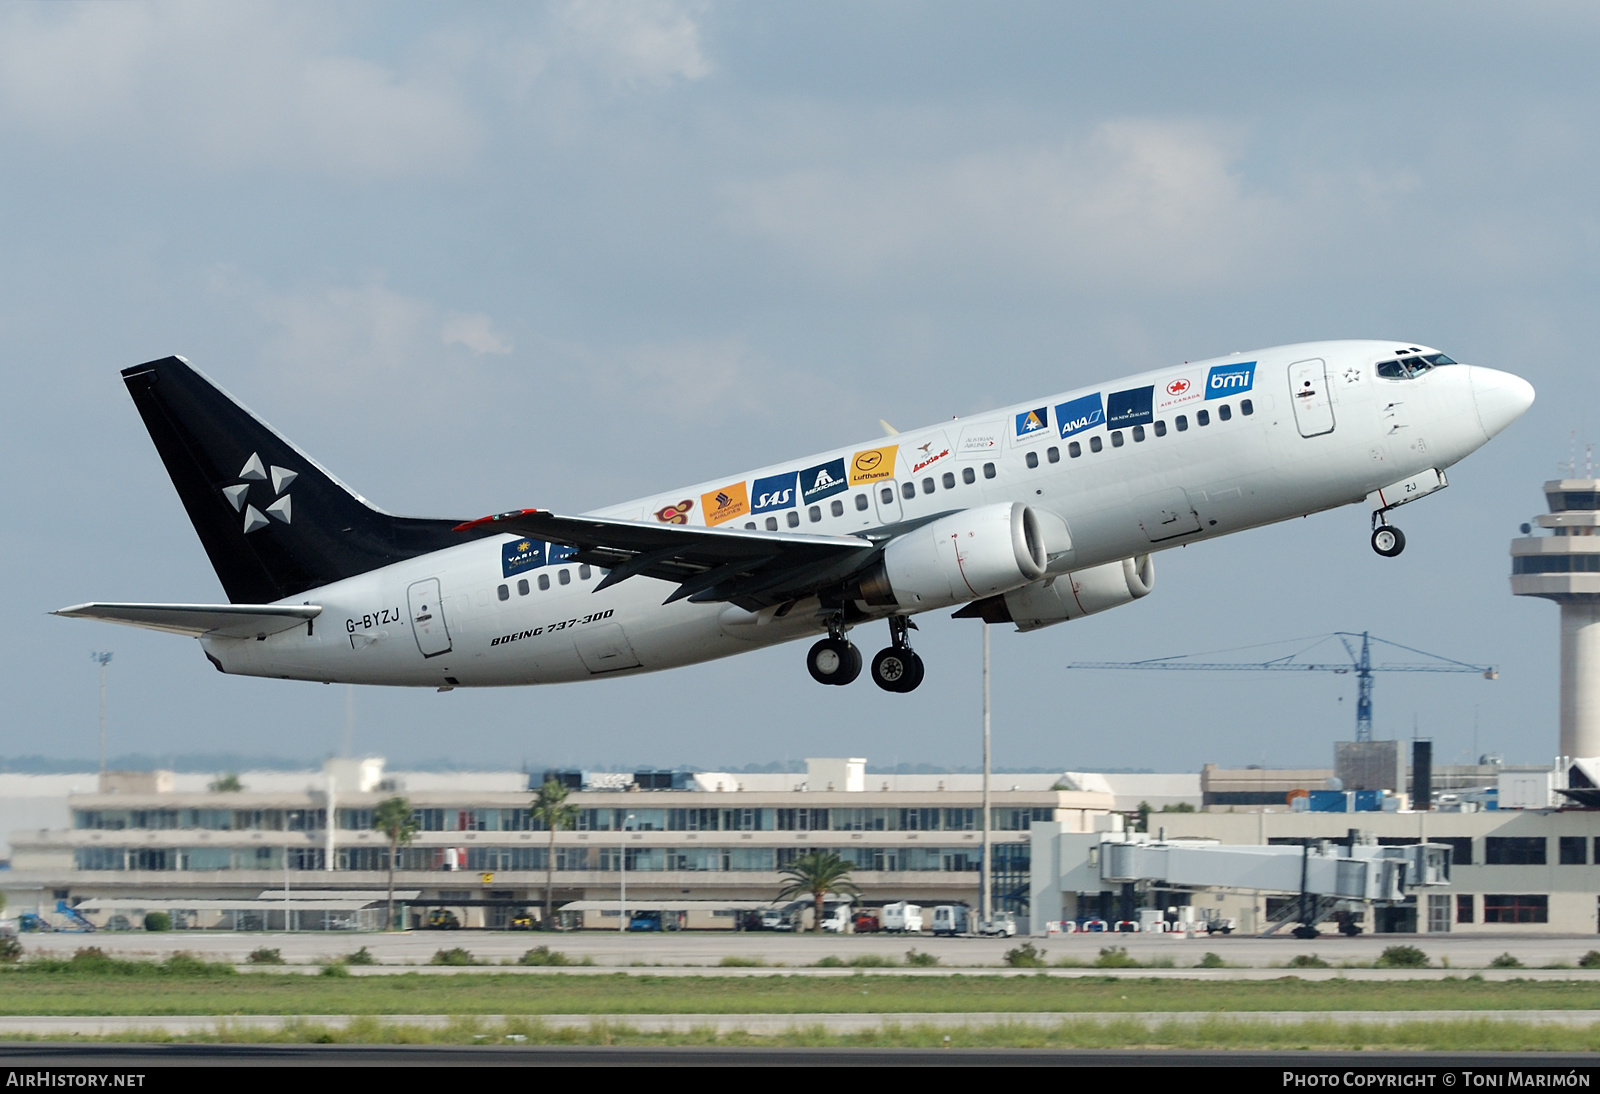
xmin=222 ymin=452 xmax=296 ymax=534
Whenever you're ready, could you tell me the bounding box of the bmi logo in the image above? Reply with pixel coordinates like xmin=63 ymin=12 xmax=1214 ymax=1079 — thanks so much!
xmin=1205 ymin=361 xmax=1256 ymax=400
xmin=223 ymin=452 xmax=296 ymax=534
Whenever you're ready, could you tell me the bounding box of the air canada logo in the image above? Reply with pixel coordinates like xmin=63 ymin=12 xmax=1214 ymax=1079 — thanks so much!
xmin=1166 ymin=379 xmax=1190 ymax=396
xmin=223 ymin=452 xmax=296 ymax=534
xmin=654 ymin=500 xmax=693 ymax=524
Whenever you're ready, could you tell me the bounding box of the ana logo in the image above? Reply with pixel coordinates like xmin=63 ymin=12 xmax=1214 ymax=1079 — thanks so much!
xmin=848 ymin=445 xmax=898 ymax=486
xmin=1166 ymin=378 xmax=1190 ymax=396
xmin=699 ymin=481 xmax=750 ymax=526
xmin=1014 ymin=407 xmax=1048 ymax=437
xmin=910 ymin=442 xmax=950 ymax=474
xmin=1205 ymin=361 xmax=1256 ymax=400
xmin=799 ymin=458 xmax=848 ymax=504
xmin=502 ymin=538 xmax=546 ymax=578
xmin=223 ymin=451 xmax=296 ymax=534
xmin=654 ymin=500 xmax=693 ymax=524
xmin=1053 ymin=393 xmax=1105 ymax=439
xmin=751 ymin=472 xmax=798 ymax=513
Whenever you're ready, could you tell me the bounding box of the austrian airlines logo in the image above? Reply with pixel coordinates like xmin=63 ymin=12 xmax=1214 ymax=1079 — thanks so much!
xmin=222 ymin=452 xmax=296 ymax=534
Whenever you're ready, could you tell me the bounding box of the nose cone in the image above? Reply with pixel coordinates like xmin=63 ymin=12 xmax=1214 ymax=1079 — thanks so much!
xmin=1470 ymin=366 xmax=1535 ymax=439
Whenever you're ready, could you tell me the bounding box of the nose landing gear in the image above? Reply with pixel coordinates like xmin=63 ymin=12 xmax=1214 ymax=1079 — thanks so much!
xmin=869 ymin=616 xmax=925 ymax=693
xmin=1370 ymin=513 xmax=1406 ymax=558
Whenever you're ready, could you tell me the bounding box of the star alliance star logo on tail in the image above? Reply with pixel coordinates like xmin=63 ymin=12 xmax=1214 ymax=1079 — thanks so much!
xmin=222 ymin=452 xmax=296 ymax=534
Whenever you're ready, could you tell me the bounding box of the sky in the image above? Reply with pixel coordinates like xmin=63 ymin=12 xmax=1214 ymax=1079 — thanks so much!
xmin=2 ymin=1 xmax=1597 ymax=775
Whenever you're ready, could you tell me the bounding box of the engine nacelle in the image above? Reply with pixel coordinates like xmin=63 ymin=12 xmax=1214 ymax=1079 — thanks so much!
xmin=956 ymin=555 xmax=1154 ymax=631
xmin=857 ymin=502 xmax=1047 ymax=610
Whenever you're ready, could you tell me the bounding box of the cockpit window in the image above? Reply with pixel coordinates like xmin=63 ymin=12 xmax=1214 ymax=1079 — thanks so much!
xmin=1376 ymin=352 xmax=1456 ymax=380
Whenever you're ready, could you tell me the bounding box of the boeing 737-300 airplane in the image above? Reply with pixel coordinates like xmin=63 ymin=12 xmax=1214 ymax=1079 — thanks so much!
xmin=57 ymin=342 xmax=1532 ymax=693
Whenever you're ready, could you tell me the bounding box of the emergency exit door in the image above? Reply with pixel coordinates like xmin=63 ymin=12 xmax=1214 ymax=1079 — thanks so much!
xmin=1288 ymin=358 xmax=1336 ymax=437
xmin=407 ymin=578 xmax=452 ymax=658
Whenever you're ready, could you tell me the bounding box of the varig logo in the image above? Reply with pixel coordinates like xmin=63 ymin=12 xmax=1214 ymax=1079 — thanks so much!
xmin=654 ymin=499 xmax=693 ymax=524
xmin=910 ymin=441 xmax=950 ymax=475
xmin=849 ymin=445 xmax=898 ymax=486
xmin=699 ymin=481 xmax=750 ymax=526
xmin=1053 ymin=393 xmax=1105 ymax=439
xmin=1205 ymin=361 xmax=1256 ymax=400
xmin=502 ymin=538 xmax=546 ymax=578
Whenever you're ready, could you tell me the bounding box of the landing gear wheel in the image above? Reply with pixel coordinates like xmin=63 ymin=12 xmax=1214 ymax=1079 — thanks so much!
xmin=871 ymin=648 xmax=925 ymax=693
xmin=807 ymin=638 xmax=862 ymax=686
xmin=1371 ymin=525 xmax=1406 ymax=557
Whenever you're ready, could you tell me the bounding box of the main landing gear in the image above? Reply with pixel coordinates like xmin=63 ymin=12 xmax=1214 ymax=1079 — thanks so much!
xmin=1370 ymin=513 xmax=1406 ymax=558
xmin=806 ymin=614 xmax=925 ymax=692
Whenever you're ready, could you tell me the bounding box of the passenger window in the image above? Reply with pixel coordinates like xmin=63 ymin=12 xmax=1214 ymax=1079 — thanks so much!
xmin=517 ymin=579 xmax=529 ymax=596
xmin=1111 ymin=431 xmax=1124 ymax=448
xmin=538 ymin=574 xmax=550 ymax=591
xmin=1176 ymin=415 xmax=1188 ymax=432
xmin=787 ymin=511 xmax=800 ymax=528
xmin=579 ymin=564 xmax=591 ymax=580
xmin=922 ymin=477 xmax=935 ymax=494
xmin=1154 ymin=420 xmax=1167 ymax=437
xmin=744 ymin=522 xmax=756 ymax=530
xmin=1132 ymin=425 xmax=1145 ymax=442
xmin=901 ymin=481 xmax=915 ymax=500
xmin=1089 ymin=435 xmax=1103 ymax=453
xmin=1241 ymin=399 xmax=1253 ymax=416
xmin=962 ymin=467 xmax=975 ymax=484
xmin=831 ymin=499 xmax=844 ymax=517
xmin=497 ymin=584 xmax=509 ymax=601
xmin=1068 ymin=441 xmax=1081 ymax=458
xmin=855 ymin=493 xmax=869 ymax=511
xmin=1025 ymin=451 xmax=1038 ymax=469
xmin=558 ymin=569 xmax=571 ymax=586
xmin=1197 ymin=409 xmax=1210 ymax=426
xmin=808 ymin=505 xmax=821 ymax=522
xmin=765 ymin=516 xmax=778 ymax=531
xmin=1218 ymin=403 xmax=1232 ymax=421
xmin=1047 ymin=446 xmax=1060 ymax=463
xmin=983 ymin=462 xmax=996 ymax=479
xmin=942 ymin=471 xmax=955 ymax=489
xmin=880 ymin=486 xmax=894 ymax=504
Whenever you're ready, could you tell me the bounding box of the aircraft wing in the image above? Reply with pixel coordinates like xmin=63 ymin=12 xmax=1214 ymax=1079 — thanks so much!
xmin=52 ymin=602 xmax=321 ymax=639
xmin=455 ymin=509 xmax=879 ymax=608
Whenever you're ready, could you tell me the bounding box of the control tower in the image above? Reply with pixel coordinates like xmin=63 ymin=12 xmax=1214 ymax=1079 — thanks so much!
xmin=1512 ymin=480 xmax=1600 ymax=758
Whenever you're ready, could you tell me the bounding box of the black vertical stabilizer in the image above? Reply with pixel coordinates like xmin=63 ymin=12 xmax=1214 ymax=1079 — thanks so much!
xmin=121 ymin=357 xmax=474 ymax=604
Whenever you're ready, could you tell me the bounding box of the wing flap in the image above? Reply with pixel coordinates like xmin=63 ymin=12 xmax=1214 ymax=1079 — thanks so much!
xmin=53 ymin=602 xmax=321 ymax=639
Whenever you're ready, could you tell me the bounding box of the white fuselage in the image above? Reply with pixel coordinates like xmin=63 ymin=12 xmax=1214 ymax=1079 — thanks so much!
xmin=203 ymin=340 xmax=1526 ymax=687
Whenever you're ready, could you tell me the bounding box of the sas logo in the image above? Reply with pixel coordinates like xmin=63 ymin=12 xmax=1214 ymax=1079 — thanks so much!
xmin=751 ymin=472 xmax=798 ymax=513
xmin=1014 ymin=407 xmax=1049 ymax=438
xmin=502 ymin=539 xmax=546 ymax=578
xmin=909 ymin=440 xmax=950 ymax=475
xmin=654 ymin=499 xmax=694 ymax=524
xmin=1053 ymin=393 xmax=1105 ymax=439
xmin=1106 ymin=385 xmax=1154 ymax=429
xmin=799 ymin=458 xmax=848 ymax=505
xmin=700 ymin=481 xmax=750 ymax=526
xmin=1205 ymin=361 xmax=1256 ymax=399
xmin=849 ymin=444 xmax=898 ymax=486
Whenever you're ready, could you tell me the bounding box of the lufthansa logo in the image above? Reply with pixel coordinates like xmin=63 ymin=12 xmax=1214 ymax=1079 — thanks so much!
xmin=853 ymin=451 xmax=883 ymax=473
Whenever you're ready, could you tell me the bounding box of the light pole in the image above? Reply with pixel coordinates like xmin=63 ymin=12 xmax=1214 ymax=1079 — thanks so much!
xmin=90 ymin=652 xmax=112 ymax=778
xmin=981 ymin=626 xmax=992 ymax=927
xmin=618 ymin=812 xmax=635 ymax=932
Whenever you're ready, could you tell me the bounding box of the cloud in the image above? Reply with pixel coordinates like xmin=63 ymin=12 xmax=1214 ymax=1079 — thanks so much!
xmin=442 ymin=312 xmax=514 ymax=356
xmin=0 ymin=2 xmax=482 ymax=179
xmin=556 ymin=0 xmax=711 ymax=86
xmin=722 ymin=119 xmax=1297 ymax=294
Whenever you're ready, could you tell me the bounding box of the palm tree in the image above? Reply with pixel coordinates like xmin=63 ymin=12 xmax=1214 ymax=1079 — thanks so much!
xmin=776 ymin=850 xmax=861 ymax=932
xmin=529 ymin=779 xmax=579 ymax=930
xmin=372 ymin=797 xmax=418 ymax=931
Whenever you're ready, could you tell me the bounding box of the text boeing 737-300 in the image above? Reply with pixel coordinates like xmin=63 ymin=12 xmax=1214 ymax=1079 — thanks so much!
xmin=56 ymin=341 xmax=1533 ymax=693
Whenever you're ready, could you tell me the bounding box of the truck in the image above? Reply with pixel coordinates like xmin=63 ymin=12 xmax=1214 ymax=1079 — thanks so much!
xmin=880 ymin=902 xmax=923 ymax=933
xmin=976 ymin=911 xmax=1017 ymax=937
xmin=930 ymin=904 xmax=969 ymax=936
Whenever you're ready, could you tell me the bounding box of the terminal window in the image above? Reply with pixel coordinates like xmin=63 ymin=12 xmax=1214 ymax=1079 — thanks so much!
xmin=1561 ymin=836 xmax=1588 ymax=865
xmin=1483 ymin=894 xmax=1548 ymax=924
xmin=1456 ymin=894 xmax=1474 ymax=924
xmin=1485 ymin=837 xmax=1547 ymax=865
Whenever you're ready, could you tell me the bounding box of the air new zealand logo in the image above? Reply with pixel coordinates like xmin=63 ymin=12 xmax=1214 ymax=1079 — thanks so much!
xmin=222 ymin=452 xmax=297 ymax=534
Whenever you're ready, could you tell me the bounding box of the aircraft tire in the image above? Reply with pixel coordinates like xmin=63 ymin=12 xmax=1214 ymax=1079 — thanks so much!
xmin=1371 ymin=526 xmax=1406 ymax=557
xmin=808 ymin=638 xmax=861 ymax=686
xmin=898 ymin=650 xmax=925 ymax=692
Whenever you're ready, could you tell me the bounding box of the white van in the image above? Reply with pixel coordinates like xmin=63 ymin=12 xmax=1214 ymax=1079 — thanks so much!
xmin=931 ymin=905 xmax=969 ymax=936
xmin=820 ymin=902 xmax=852 ymax=933
xmin=977 ymin=911 xmax=1017 ymax=937
xmin=880 ymin=901 xmax=923 ymax=933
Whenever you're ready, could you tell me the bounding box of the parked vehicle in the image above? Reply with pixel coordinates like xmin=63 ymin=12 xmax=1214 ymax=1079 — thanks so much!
xmin=509 ymin=913 xmax=537 ymax=931
xmin=628 ymin=911 xmax=663 ymax=932
xmin=880 ymin=902 xmax=923 ymax=933
xmin=852 ymin=909 xmax=881 ymax=933
xmin=424 ymin=909 xmax=461 ymax=930
xmin=758 ymin=909 xmax=793 ymax=932
xmin=819 ymin=902 xmax=852 ymax=933
xmin=931 ymin=904 xmax=970 ymax=936
xmin=977 ymin=911 xmax=1017 ymax=937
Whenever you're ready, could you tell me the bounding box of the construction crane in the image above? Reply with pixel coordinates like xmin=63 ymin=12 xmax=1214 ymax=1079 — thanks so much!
xmin=1065 ymin=632 xmax=1497 ymax=742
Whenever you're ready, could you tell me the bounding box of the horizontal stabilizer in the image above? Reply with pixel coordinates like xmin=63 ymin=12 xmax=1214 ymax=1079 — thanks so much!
xmin=53 ymin=602 xmax=321 ymax=639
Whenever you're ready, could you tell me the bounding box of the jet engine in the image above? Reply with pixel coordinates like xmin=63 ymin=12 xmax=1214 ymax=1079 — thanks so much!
xmin=954 ymin=555 xmax=1154 ymax=631
xmin=856 ymin=502 xmax=1047 ymax=610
